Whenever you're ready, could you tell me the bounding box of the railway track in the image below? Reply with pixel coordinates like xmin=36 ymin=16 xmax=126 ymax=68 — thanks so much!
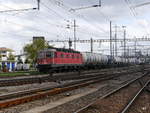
xmin=0 ymin=69 xmax=137 ymax=109
xmin=0 ymin=65 xmax=146 ymax=87
xmin=119 ymin=79 xmax=150 ymax=113
xmin=74 ymin=71 xmax=150 ymax=113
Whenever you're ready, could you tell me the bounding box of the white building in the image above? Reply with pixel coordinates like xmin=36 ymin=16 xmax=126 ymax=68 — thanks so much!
xmin=0 ymin=47 xmax=16 ymax=71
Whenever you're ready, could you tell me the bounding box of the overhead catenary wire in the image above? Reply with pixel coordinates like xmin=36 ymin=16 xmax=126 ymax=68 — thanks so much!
xmin=45 ymin=0 xmax=115 ymax=52
xmin=48 ymin=0 xmax=108 ymax=34
xmin=77 ymin=27 xmax=109 ymax=38
xmin=40 ymin=1 xmax=73 ymax=39
xmin=5 ymin=20 xmax=60 ymax=35
xmin=40 ymin=0 xmax=108 ymax=41
xmin=123 ymin=0 xmax=149 ymax=35
xmin=0 ymin=2 xmax=45 ymax=36
xmin=0 ymin=13 xmax=66 ymax=38
xmin=0 ymin=19 xmax=66 ymax=41
xmin=42 ymin=0 xmax=109 ymax=38
xmin=133 ymin=1 xmax=150 ymax=8
xmin=124 ymin=0 xmax=137 ymax=17
xmin=0 ymin=7 xmax=37 ymax=13
xmin=0 ymin=0 xmax=107 ymax=51
xmin=86 ymin=0 xmax=111 ymax=22
xmin=0 ymin=0 xmax=39 ymax=13
xmin=86 ymin=0 xmax=125 ymax=57
xmin=0 ymin=1 xmax=42 ymax=40
xmin=0 ymin=0 xmax=129 ymax=51
xmin=40 ymin=1 xmax=67 ymax=19
xmin=1 ymin=0 xmax=146 ymax=49
xmin=0 ymin=1 xmax=71 ymax=39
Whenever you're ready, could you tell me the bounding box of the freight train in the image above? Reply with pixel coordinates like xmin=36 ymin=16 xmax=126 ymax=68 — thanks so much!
xmin=36 ymin=48 xmax=141 ymax=72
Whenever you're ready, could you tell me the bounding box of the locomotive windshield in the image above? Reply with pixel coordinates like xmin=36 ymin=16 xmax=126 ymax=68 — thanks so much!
xmin=46 ymin=52 xmax=54 ymax=58
xmin=38 ymin=49 xmax=55 ymax=59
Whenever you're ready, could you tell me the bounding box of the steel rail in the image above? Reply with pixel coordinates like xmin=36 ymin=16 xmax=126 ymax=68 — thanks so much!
xmin=0 ymin=67 xmax=140 ymax=87
xmin=0 ymin=75 xmax=109 ymax=100
xmin=0 ymin=66 xmax=147 ymax=109
xmin=120 ymin=79 xmax=150 ymax=113
xmin=0 ymin=72 xmax=107 ymax=87
xmin=0 ymin=72 xmax=110 ymax=87
xmin=0 ymin=73 xmax=120 ymax=109
xmin=74 ymin=72 xmax=149 ymax=113
xmin=0 ymin=70 xmax=141 ymax=101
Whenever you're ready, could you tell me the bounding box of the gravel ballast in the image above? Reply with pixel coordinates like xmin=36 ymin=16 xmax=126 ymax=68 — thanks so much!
xmin=0 ymin=71 xmax=146 ymax=113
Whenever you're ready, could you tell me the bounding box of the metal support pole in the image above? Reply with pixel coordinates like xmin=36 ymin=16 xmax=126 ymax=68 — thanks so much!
xmin=122 ymin=26 xmax=126 ymax=60
xmin=112 ymin=44 xmax=115 ymax=57
xmin=68 ymin=38 xmax=72 ymax=49
xmin=99 ymin=0 xmax=101 ymax=7
xmin=74 ymin=19 xmax=76 ymax=50
xmin=91 ymin=38 xmax=93 ymax=53
xmin=37 ymin=0 xmax=40 ymax=10
xmin=134 ymin=37 xmax=137 ymax=57
xmin=124 ymin=29 xmax=126 ymax=58
xmin=127 ymin=46 xmax=129 ymax=64
xmin=114 ymin=25 xmax=118 ymax=57
xmin=110 ymin=21 xmax=112 ymax=58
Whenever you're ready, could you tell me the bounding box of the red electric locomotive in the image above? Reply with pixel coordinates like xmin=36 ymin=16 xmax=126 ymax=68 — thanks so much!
xmin=37 ymin=48 xmax=83 ymax=72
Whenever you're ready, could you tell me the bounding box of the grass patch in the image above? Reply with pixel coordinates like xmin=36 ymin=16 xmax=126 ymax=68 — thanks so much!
xmin=0 ymin=71 xmax=44 ymax=77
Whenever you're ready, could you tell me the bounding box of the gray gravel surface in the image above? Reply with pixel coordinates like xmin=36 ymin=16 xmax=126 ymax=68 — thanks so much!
xmin=0 ymin=71 xmax=143 ymax=113
xmin=0 ymin=81 xmax=107 ymax=113
xmin=0 ymin=79 xmax=83 ymax=95
xmin=0 ymin=82 xmax=59 ymax=95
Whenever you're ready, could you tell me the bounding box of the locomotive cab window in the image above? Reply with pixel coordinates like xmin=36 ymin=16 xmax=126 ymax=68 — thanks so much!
xmin=46 ymin=52 xmax=53 ymax=58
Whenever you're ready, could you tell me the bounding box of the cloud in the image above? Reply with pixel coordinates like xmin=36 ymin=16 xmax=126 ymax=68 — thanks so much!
xmin=0 ymin=0 xmax=149 ymax=55
xmin=137 ymin=19 xmax=149 ymax=27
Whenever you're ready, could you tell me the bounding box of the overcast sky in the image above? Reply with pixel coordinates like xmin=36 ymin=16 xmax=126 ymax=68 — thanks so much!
xmin=0 ymin=0 xmax=150 ymax=55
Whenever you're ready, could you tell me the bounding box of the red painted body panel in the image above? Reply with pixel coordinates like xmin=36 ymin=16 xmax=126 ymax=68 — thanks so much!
xmin=38 ymin=58 xmax=53 ymax=65
xmin=54 ymin=51 xmax=83 ymax=64
xmin=37 ymin=51 xmax=83 ymax=65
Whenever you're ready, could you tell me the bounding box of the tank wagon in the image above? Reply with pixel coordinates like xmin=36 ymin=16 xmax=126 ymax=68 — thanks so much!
xmin=113 ymin=57 xmax=124 ymax=66
xmin=82 ymin=52 xmax=108 ymax=69
xmin=37 ymin=48 xmax=139 ymax=72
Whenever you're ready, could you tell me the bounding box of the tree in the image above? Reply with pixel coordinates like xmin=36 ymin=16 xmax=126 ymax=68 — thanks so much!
xmin=7 ymin=52 xmax=15 ymax=61
xmin=17 ymin=56 xmax=23 ymax=64
xmin=24 ymin=39 xmax=51 ymax=64
xmin=24 ymin=58 xmax=30 ymax=64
